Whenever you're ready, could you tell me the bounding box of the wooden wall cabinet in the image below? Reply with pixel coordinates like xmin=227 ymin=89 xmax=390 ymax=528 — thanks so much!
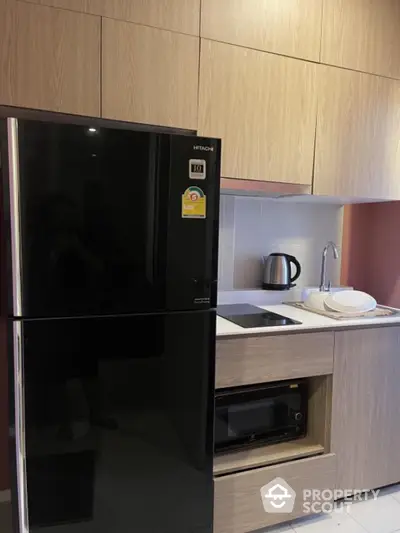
xmin=321 ymin=0 xmax=400 ymax=79
xmin=0 ymin=1 xmax=100 ymax=116
xmin=314 ymin=66 xmax=400 ymax=199
xmin=198 ymin=40 xmax=317 ymax=184
xmin=22 ymin=0 xmax=201 ymax=35
xmin=102 ymin=20 xmax=199 ymax=129
xmin=332 ymin=327 xmax=400 ymax=491
xmin=201 ymin=0 xmax=322 ymax=62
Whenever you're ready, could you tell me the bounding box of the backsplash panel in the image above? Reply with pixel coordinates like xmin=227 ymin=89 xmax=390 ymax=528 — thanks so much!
xmin=218 ymin=195 xmax=344 ymax=290
xmin=217 ymin=195 xmax=235 ymax=290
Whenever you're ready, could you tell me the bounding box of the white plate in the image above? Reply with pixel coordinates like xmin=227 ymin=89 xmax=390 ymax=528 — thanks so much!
xmin=325 ymin=290 xmax=376 ymax=314
xmin=304 ymin=292 xmax=330 ymax=311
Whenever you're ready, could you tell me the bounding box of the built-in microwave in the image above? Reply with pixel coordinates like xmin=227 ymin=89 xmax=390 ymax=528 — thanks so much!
xmin=214 ymin=379 xmax=308 ymax=454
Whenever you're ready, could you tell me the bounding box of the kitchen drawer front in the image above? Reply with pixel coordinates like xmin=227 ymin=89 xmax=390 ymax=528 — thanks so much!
xmin=216 ymin=332 xmax=334 ymax=388
xmin=214 ymin=453 xmax=336 ymax=533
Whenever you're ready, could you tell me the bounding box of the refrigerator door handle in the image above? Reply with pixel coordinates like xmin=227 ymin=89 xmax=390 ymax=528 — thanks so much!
xmin=145 ymin=136 xmax=164 ymax=286
xmin=13 ymin=322 xmax=29 ymax=533
xmin=7 ymin=118 xmax=23 ymax=317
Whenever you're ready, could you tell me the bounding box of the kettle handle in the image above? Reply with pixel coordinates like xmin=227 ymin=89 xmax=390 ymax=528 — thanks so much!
xmin=286 ymin=254 xmax=301 ymax=286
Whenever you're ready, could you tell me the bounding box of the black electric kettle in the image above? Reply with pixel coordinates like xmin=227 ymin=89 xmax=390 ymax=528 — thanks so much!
xmin=262 ymin=253 xmax=302 ymax=290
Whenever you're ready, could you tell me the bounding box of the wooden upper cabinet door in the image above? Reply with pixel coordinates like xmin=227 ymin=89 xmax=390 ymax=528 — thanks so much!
xmin=23 ymin=0 xmax=200 ymax=35
xmin=0 ymin=1 xmax=100 ymax=116
xmin=201 ymin=0 xmax=322 ymax=62
xmin=198 ymin=40 xmax=317 ymax=184
xmin=322 ymin=0 xmax=400 ymax=79
xmin=102 ymin=20 xmax=199 ymax=129
xmin=314 ymin=66 xmax=400 ymax=199
xmin=332 ymin=328 xmax=400 ymax=491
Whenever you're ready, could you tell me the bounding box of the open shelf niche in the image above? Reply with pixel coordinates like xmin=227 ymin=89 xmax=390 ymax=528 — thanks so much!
xmin=213 ymin=374 xmax=333 ymax=476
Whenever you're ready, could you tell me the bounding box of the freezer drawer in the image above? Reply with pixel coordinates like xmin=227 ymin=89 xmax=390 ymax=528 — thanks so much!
xmin=10 ymin=311 xmax=215 ymax=533
xmin=214 ymin=453 xmax=336 ymax=533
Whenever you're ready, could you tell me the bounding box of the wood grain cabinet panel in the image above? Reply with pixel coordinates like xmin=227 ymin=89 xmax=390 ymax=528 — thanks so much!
xmin=314 ymin=66 xmax=400 ymax=199
xmin=201 ymin=0 xmax=322 ymax=62
xmin=0 ymin=1 xmax=100 ymax=116
xmin=321 ymin=0 xmax=400 ymax=79
xmin=198 ymin=40 xmax=317 ymax=184
xmin=216 ymin=332 xmax=334 ymax=388
xmin=22 ymin=0 xmax=200 ymax=35
xmin=102 ymin=20 xmax=199 ymax=129
xmin=214 ymin=454 xmax=336 ymax=533
xmin=332 ymin=327 xmax=400 ymax=491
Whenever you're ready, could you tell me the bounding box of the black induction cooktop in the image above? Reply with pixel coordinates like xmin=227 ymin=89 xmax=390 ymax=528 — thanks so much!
xmin=217 ymin=304 xmax=302 ymax=328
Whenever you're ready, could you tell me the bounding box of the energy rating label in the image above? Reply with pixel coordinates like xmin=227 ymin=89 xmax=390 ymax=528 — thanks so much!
xmin=181 ymin=186 xmax=206 ymax=219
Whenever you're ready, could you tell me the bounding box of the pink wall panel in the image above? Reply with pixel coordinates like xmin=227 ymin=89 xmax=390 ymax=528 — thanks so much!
xmin=341 ymin=202 xmax=400 ymax=308
xmin=341 ymin=204 xmax=371 ymax=292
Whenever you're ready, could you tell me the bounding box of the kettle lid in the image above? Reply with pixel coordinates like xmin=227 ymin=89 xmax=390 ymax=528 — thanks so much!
xmin=263 ymin=253 xmax=286 ymax=261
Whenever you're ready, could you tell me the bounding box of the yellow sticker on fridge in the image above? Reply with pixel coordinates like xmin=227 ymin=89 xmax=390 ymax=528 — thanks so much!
xmin=182 ymin=186 xmax=206 ymax=219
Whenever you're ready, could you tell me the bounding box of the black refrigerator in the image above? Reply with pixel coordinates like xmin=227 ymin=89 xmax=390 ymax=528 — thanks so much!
xmin=0 ymin=117 xmax=220 ymax=533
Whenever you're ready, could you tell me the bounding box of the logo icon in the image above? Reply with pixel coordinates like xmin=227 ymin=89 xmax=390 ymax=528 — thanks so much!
xmin=260 ymin=477 xmax=296 ymax=514
xmin=193 ymin=145 xmax=214 ymax=152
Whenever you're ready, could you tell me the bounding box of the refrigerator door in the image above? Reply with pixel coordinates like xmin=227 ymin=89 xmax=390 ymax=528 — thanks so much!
xmin=1 ymin=118 xmax=220 ymax=318
xmin=10 ymin=311 xmax=215 ymax=533
xmin=165 ymin=135 xmax=220 ymax=311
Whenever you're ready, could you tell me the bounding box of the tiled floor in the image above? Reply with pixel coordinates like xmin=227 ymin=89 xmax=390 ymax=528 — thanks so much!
xmin=3 ymin=485 xmax=400 ymax=533
xmin=264 ymin=485 xmax=400 ymax=533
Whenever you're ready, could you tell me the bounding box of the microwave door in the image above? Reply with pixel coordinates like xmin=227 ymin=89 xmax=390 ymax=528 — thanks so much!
xmin=214 ymin=382 xmax=306 ymax=453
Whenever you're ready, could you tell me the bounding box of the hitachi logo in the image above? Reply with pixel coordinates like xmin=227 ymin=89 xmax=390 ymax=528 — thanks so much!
xmin=193 ymin=145 xmax=214 ymax=152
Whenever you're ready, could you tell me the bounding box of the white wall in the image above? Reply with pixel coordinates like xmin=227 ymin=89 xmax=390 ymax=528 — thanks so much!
xmin=218 ymin=195 xmax=344 ymax=291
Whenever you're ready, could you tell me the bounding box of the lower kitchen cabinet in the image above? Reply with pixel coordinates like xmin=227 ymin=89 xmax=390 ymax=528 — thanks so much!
xmin=332 ymin=327 xmax=400 ymax=491
xmin=214 ymin=454 xmax=336 ymax=533
xmin=0 ymin=0 xmax=100 ymax=116
xmin=216 ymin=332 xmax=334 ymax=388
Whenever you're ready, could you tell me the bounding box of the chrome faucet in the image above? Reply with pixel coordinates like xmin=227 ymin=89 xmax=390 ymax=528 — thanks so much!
xmin=319 ymin=241 xmax=339 ymax=292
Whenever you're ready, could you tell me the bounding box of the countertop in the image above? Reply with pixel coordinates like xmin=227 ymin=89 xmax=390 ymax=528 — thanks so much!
xmin=216 ymin=303 xmax=400 ymax=338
